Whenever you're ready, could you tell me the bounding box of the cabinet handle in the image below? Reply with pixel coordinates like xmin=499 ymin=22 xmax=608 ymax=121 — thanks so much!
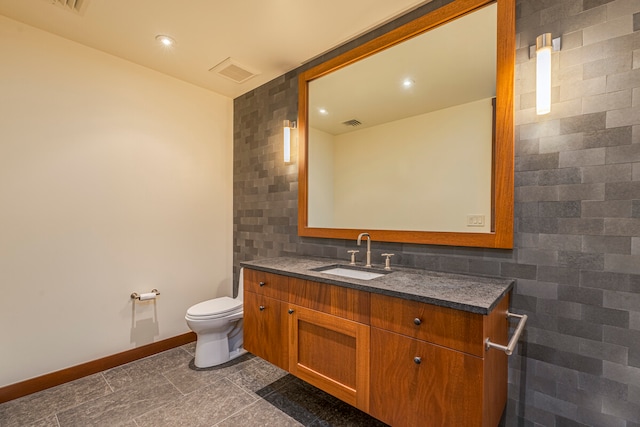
xmin=259 ymin=305 xmax=265 ymax=311
xmin=413 ymin=318 xmax=422 ymax=326
xmin=413 ymin=356 xmax=422 ymax=365
xmin=259 ymin=281 xmax=266 ymax=287
xmin=288 ymin=309 xmax=294 ymax=314
xmin=485 ymin=311 xmax=528 ymax=356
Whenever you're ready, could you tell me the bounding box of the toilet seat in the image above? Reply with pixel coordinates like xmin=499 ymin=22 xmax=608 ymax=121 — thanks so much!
xmin=186 ymin=297 xmax=242 ymax=320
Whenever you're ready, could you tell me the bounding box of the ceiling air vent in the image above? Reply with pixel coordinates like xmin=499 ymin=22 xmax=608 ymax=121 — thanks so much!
xmin=209 ymin=58 xmax=260 ymax=84
xmin=44 ymin=0 xmax=87 ymax=13
xmin=342 ymin=119 xmax=362 ymax=127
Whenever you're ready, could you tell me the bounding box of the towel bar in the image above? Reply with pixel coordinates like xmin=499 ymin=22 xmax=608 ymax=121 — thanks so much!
xmin=485 ymin=311 xmax=528 ymax=356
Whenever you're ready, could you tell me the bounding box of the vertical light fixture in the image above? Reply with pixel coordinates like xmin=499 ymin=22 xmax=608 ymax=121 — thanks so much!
xmin=283 ymin=120 xmax=296 ymax=163
xmin=536 ymin=33 xmax=552 ymax=115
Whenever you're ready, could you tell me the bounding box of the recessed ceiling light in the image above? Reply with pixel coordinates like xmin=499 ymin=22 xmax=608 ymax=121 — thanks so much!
xmin=155 ymin=35 xmax=176 ymax=47
xmin=402 ymin=78 xmax=415 ymax=88
xmin=319 ymin=108 xmax=329 ymax=115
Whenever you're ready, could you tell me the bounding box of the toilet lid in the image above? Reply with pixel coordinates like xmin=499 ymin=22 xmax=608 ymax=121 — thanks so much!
xmin=187 ymin=297 xmax=242 ymax=318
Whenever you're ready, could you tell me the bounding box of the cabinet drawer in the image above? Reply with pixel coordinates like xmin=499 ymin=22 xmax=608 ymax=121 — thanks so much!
xmin=244 ymin=268 xmax=289 ymax=300
xmin=370 ymin=293 xmax=484 ymax=356
xmin=370 ymin=327 xmax=483 ymax=427
xmin=289 ymin=278 xmax=370 ymax=324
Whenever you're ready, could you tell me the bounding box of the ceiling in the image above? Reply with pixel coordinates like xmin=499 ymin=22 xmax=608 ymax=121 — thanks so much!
xmin=0 ymin=0 xmax=432 ymax=99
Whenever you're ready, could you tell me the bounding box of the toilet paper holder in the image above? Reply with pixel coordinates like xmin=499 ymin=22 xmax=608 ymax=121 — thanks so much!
xmin=131 ymin=289 xmax=160 ymax=300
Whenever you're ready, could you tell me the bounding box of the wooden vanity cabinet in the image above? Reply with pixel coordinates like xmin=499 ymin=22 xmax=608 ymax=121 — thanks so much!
xmin=244 ymin=268 xmax=510 ymax=426
xmin=369 ymin=293 xmax=510 ymax=427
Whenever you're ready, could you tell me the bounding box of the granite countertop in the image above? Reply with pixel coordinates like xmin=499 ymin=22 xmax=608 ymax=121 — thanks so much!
xmin=240 ymin=256 xmax=514 ymax=315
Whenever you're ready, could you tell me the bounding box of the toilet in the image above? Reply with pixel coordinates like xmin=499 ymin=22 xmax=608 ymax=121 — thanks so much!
xmin=185 ymin=269 xmax=246 ymax=368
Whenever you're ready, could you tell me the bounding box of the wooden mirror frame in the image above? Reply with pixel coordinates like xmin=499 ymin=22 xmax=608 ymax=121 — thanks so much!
xmin=298 ymin=0 xmax=514 ymax=249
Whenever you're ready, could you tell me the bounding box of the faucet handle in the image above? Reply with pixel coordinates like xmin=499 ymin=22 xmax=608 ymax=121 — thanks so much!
xmin=381 ymin=253 xmax=394 ymax=271
xmin=347 ymin=250 xmax=359 ymax=265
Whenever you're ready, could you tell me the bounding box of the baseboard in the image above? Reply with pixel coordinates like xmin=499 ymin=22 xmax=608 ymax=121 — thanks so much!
xmin=0 ymin=332 xmax=196 ymax=404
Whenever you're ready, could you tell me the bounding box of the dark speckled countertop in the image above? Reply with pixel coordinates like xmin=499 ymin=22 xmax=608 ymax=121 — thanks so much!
xmin=240 ymin=256 xmax=514 ymax=315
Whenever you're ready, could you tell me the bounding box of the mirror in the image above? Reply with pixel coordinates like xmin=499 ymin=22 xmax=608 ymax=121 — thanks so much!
xmin=298 ymin=0 xmax=514 ymax=249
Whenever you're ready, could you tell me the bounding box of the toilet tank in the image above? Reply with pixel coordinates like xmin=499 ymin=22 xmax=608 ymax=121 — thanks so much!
xmin=235 ymin=268 xmax=244 ymax=301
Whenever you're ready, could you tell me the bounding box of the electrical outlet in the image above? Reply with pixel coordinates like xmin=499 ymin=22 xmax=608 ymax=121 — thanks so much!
xmin=467 ymin=215 xmax=485 ymax=227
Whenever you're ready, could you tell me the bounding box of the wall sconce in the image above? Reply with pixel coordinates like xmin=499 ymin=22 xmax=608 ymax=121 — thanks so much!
xmin=531 ymin=33 xmax=561 ymax=115
xmin=283 ymin=120 xmax=297 ymax=163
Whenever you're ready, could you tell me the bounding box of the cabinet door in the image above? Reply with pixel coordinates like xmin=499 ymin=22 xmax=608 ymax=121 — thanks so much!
xmin=243 ymin=291 xmax=288 ymax=370
xmin=289 ymin=305 xmax=370 ymax=412
xmin=370 ymin=328 xmax=483 ymax=427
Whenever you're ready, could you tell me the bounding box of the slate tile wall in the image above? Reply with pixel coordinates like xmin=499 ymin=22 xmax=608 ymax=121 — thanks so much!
xmin=234 ymin=0 xmax=640 ymax=425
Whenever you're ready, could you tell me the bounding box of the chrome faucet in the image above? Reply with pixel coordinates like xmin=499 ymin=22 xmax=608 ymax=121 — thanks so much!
xmin=357 ymin=233 xmax=372 ymax=267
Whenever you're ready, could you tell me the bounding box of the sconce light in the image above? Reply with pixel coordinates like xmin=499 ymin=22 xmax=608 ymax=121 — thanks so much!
xmin=283 ymin=120 xmax=297 ymax=163
xmin=531 ymin=33 xmax=561 ymax=115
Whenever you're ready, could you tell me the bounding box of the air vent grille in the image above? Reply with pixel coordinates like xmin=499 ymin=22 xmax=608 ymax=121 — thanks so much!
xmin=44 ymin=0 xmax=86 ymax=13
xmin=342 ymin=119 xmax=362 ymax=127
xmin=210 ymin=58 xmax=260 ymax=84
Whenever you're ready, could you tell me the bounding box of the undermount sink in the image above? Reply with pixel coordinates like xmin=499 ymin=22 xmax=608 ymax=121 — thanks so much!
xmin=312 ymin=265 xmax=388 ymax=280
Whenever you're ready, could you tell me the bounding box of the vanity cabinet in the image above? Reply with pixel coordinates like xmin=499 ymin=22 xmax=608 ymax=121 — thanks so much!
xmin=243 ymin=267 xmax=511 ymax=427
xmin=369 ymin=293 xmax=510 ymax=427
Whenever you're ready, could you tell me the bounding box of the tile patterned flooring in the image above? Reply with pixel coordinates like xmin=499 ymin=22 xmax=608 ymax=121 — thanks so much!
xmin=0 ymin=343 xmax=388 ymax=427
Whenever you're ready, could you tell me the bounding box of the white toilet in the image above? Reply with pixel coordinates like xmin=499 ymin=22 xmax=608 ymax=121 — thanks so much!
xmin=185 ymin=269 xmax=246 ymax=368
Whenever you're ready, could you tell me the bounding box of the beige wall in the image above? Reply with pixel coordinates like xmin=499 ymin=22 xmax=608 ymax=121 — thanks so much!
xmin=0 ymin=16 xmax=233 ymax=387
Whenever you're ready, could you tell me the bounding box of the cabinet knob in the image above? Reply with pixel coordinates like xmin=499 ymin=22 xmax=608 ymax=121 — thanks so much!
xmin=259 ymin=305 xmax=265 ymax=311
xmin=259 ymin=281 xmax=266 ymax=287
xmin=414 ymin=356 xmax=422 ymax=365
xmin=413 ymin=318 xmax=422 ymax=326
xmin=288 ymin=308 xmax=294 ymax=314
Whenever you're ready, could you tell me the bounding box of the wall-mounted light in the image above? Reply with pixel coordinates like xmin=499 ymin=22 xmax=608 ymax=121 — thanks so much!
xmin=531 ymin=33 xmax=561 ymax=115
xmin=283 ymin=120 xmax=297 ymax=163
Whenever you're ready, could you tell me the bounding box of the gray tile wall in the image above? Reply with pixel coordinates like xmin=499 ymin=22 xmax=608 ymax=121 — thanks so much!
xmin=234 ymin=0 xmax=640 ymax=425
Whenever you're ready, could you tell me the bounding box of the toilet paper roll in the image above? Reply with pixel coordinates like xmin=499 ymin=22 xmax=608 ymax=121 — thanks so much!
xmin=139 ymin=292 xmax=157 ymax=301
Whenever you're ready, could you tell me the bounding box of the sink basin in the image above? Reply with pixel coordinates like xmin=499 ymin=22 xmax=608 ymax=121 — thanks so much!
xmin=312 ymin=265 xmax=387 ymax=280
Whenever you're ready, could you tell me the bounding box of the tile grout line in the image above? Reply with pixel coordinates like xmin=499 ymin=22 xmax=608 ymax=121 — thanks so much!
xmin=211 ymin=397 xmax=262 ymax=427
xmin=224 ymin=377 xmax=262 ymax=404
xmin=160 ymin=369 xmax=189 ymax=397
xmin=100 ymin=372 xmax=115 ymax=393
xmin=52 ymin=373 xmax=122 ymax=424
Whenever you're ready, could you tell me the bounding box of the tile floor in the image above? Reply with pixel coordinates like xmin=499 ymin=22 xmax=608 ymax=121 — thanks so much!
xmin=0 ymin=343 xmax=388 ymax=427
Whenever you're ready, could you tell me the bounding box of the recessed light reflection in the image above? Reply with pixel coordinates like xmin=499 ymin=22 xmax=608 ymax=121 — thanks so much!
xmin=318 ymin=108 xmax=329 ymax=115
xmin=402 ymin=78 xmax=415 ymax=88
xmin=155 ymin=35 xmax=176 ymax=47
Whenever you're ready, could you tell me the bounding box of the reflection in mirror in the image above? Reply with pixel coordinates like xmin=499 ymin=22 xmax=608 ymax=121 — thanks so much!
xmin=298 ymin=0 xmax=514 ymax=248
xmin=307 ymin=4 xmax=496 ymax=233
